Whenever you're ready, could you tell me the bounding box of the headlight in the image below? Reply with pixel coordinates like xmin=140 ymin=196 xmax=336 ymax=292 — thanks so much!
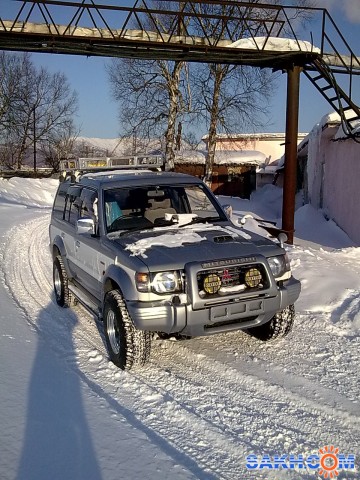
xmin=135 ymin=271 xmax=183 ymax=294
xmin=152 ymin=271 xmax=182 ymax=293
xmin=267 ymin=254 xmax=290 ymax=279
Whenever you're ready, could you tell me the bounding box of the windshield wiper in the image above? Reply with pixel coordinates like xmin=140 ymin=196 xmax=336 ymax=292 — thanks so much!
xmin=118 ymin=225 xmax=157 ymax=237
xmin=116 ymin=219 xmax=177 ymax=237
xmin=178 ymin=216 xmax=222 ymax=227
xmin=107 ymin=225 xmax=155 ymax=238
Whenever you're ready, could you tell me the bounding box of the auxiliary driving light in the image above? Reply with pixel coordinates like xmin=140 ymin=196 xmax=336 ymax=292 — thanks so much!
xmin=244 ymin=268 xmax=262 ymax=288
xmin=203 ymin=273 xmax=222 ymax=294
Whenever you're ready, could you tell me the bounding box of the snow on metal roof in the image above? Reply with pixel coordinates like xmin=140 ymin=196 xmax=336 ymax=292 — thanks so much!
xmin=227 ymin=37 xmax=320 ymax=53
xmin=295 ymin=110 xmax=360 ymax=150
xmin=175 ymin=149 xmax=267 ymax=166
xmin=201 ymin=132 xmax=308 ymax=141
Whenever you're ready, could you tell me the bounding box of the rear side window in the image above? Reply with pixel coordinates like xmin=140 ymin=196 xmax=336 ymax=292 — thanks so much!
xmin=64 ymin=185 xmax=83 ymax=226
xmin=52 ymin=180 xmax=71 ymax=220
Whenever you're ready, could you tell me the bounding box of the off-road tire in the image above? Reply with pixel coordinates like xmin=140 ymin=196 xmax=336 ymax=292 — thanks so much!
xmin=53 ymin=255 xmax=71 ymax=308
xmin=246 ymin=304 xmax=295 ymax=341
xmin=103 ymin=289 xmax=151 ymax=370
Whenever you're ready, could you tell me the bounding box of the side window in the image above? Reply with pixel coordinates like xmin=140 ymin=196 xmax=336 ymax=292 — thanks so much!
xmin=64 ymin=186 xmax=83 ymax=226
xmin=104 ymin=189 xmax=127 ymax=231
xmin=185 ymin=186 xmax=218 ymax=217
xmin=70 ymin=197 xmax=82 ymax=225
xmin=80 ymin=188 xmax=98 ymax=224
xmin=52 ymin=180 xmax=70 ymax=220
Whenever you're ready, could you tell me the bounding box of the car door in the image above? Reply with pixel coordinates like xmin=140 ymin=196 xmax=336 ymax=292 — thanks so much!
xmin=61 ymin=185 xmax=83 ymax=279
xmin=73 ymin=188 xmax=113 ymax=300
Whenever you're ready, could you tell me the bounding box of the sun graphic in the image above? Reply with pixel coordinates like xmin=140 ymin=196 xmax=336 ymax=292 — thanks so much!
xmin=318 ymin=446 xmax=340 ymax=478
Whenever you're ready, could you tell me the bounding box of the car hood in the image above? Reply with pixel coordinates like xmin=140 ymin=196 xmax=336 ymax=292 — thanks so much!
xmin=111 ymin=223 xmax=282 ymax=270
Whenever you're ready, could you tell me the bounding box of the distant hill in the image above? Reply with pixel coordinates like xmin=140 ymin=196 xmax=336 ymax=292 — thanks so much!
xmin=73 ymin=136 xmax=163 ymax=158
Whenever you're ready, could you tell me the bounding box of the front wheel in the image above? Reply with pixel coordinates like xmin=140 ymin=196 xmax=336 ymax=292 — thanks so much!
xmin=246 ymin=305 xmax=295 ymax=341
xmin=103 ymin=290 xmax=151 ymax=370
xmin=53 ymin=255 xmax=71 ymax=307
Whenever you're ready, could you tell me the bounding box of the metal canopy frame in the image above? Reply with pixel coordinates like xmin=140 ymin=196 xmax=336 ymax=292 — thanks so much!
xmin=0 ymin=0 xmax=320 ymax=68
xmin=1 ymin=0 xmax=360 ymax=243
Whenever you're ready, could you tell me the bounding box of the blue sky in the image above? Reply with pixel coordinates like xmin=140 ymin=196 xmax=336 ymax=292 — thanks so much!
xmin=3 ymin=1 xmax=360 ymax=139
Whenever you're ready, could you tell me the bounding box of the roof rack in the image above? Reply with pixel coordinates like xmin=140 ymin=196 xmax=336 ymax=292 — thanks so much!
xmin=59 ymin=154 xmax=164 ymax=172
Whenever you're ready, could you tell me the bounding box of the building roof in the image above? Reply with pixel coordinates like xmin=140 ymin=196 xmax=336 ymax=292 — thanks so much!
xmin=175 ymin=149 xmax=267 ymax=166
xmin=201 ymin=132 xmax=308 ymax=141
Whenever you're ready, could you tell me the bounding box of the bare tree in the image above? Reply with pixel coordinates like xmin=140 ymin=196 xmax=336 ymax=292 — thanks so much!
xmin=0 ymin=52 xmax=78 ymax=169
xmin=190 ymin=63 xmax=274 ymax=181
xmin=189 ymin=0 xmax=316 ymax=182
xmin=108 ymin=58 xmax=188 ymax=169
xmin=109 ymin=58 xmax=191 ymax=170
xmin=108 ymin=0 xmax=316 ymax=176
xmin=0 ymin=53 xmax=32 ymax=136
xmin=39 ymin=121 xmax=80 ymax=172
xmin=107 ymin=0 xmax=192 ymax=170
xmin=0 ymin=131 xmax=23 ymax=169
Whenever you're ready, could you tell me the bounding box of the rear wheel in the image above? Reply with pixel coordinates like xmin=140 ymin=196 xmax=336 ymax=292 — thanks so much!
xmin=53 ymin=255 xmax=71 ymax=308
xmin=103 ymin=290 xmax=151 ymax=370
xmin=246 ymin=305 xmax=295 ymax=341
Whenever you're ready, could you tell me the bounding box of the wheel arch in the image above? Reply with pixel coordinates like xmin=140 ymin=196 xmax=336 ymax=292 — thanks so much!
xmin=101 ymin=264 xmax=135 ymax=305
xmin=52 ymin=235 xmax=66 ymax=259
xmin=52 ymin=235 xmax=71 ymax=278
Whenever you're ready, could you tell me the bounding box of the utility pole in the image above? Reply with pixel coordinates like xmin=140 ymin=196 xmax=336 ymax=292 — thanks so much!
xmin=282 ymin=65 xmax=301 ymax=245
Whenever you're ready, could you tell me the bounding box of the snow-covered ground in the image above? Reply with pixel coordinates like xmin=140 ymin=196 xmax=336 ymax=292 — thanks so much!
xmin=0 ymin=178 xmax=359 ymax=480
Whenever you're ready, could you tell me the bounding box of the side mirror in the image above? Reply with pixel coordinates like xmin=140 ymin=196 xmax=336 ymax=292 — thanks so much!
xmin=278 ymin=232 xmax=288 ymax=248
xmin=76 ymin=217 xmax=95 ymax=235
xmin=222 ymin=204 xmax=233 ymax=219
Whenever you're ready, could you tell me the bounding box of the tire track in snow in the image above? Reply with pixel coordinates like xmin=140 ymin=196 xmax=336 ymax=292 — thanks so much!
xmin=1 ymin=214 xmax=359 ymax=479
xmin=2 ymin=216 xmax=108 ymax=359
xmin=174 ymin=335 xmax=360 ymax=423
xmin=135 ymin=337 xmax=360 ymax=452
xmin=1 ymin=216 xmax=254 ymax=479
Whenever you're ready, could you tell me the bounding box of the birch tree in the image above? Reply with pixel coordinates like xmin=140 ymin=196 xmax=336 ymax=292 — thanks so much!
xmin=107 ymin=57 xmax=189 ymax=170
xmin=107 ymin=0 xmax=315 ymax=176
xmin=107 ymin=0 xmax=192 ymax=170
xmin=190 ymin=0 xmax=315 ymax=182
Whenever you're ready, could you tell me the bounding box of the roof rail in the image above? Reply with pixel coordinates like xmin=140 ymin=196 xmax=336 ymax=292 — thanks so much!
xmin=59 ymin=154 xmax=164 ymax=172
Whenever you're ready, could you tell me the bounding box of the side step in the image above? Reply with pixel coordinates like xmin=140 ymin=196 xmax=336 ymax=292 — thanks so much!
xmin=69 ymin=284 xmax=102 ymax=320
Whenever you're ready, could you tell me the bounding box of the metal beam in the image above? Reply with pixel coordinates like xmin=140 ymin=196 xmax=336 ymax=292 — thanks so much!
xmin=0 ymin=30 xmax=318 ymax=67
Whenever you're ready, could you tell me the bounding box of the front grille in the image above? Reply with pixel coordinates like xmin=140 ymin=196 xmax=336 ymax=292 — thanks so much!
xmin=197 ymin=263 xmax=269 ymax=299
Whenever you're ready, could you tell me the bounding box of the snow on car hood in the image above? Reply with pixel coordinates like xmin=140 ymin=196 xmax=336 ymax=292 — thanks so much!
xmin=112 ymin=222 xmax=279 ymax=269
xmin=124 ymin=223 xmax=250 ymax=258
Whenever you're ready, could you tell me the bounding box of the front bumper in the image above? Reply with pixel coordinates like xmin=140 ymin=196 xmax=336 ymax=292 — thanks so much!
xmin=127 ymin=276 xmax=301 ymax=337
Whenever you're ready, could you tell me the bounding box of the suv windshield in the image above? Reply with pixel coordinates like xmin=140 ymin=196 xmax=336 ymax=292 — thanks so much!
xmin=104 ymin=184 xmax=226 ymax=234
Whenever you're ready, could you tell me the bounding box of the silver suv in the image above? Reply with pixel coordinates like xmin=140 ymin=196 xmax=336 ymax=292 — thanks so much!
xmin=49 ymin=156 xmax=301 ymax=370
